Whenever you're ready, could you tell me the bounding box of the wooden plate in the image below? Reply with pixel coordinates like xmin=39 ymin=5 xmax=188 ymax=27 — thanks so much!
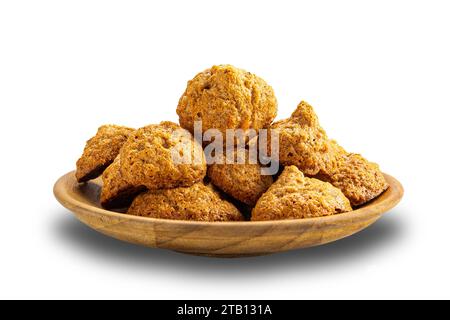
xmin=54 ymin=171 xmax=403 ymax=258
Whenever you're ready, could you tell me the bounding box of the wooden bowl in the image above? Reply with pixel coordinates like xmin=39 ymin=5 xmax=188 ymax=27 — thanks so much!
xmin=54 ymin=171 xmax=403 ymax=258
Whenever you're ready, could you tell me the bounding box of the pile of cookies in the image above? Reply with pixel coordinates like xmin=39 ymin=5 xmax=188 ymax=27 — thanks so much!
xmin=75 ymin=65 xmax=388 ymax=222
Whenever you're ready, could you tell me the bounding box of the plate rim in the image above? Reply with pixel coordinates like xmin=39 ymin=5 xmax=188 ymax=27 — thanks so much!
xmin=54 ymin=171 xmax=404 ymax=228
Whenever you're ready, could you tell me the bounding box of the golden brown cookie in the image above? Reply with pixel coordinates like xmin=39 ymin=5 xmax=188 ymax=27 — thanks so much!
xmin=315 ymin=153 xmax=389 ymax=207
xmin=269 ymin=101 xmax=341 ymax=176
xmin=127 ymin=182 xmax=244 ymax=222
xmin=119 ymin=121 xmax=206 ymax=190
xmin=252 ymin=166 xmax=352 ymax=221
xmin=177 ymin=65 xmax=277 ymax=136
xmin=207 ymin=148 xmax=273 ymax=206
xmin=270 ymin=101 xmax=388 ymax=206
xmin=100 ymin=156 xmax=146 ymax=209
xmin=76 ymin=125 xmax=135 ymax=182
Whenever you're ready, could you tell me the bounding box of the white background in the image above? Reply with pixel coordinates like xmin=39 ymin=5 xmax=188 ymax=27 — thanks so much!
xmin=0 ymin=0 xmax=449 ymax=299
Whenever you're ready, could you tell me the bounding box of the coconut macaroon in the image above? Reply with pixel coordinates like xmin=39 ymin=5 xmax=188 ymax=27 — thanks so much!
xmin=207 ymin=148 xmax=273 ymax=206
xmin=269 ymin=101 xmax=340 ymax=176
xmin=270 ymin=101 xmax=388 ymax=206
xmin=119 ymin=121 xmax=206 ymax=190
xmin=127 ymin=182 xmax=244 ymax=222
xmin=177 ymin=65 xmax=277 ymax=136
xmin=315 ymin=153 xmax=389 ymax=207
xmin=252 ymin=166 xmax=352 ymax=221
xmin=76 ymin=125 xmax=135 ymax=182
xmin=100 ymin=156 xmax=146 ymax=209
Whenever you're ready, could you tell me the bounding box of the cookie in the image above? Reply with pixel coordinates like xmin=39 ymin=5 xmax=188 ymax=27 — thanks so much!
xmin=76 ymin=125 xmax=134 ymax=182
xmin=119 ymin=121 xmax=206 ymax=190
xmin=177 ymin=65 xmax=277 ymax=136
xmin=127 ymin=182 xmax=244 ymax=222
xmin=100 ymin=156 xmax=146 ymax=209
xmin=252 ymin=166 xmax=352 ymax=221
xmin=269 ymin=101 xmax=341 ymax=175
xmin=315 ymin=153 xmax=389 ymax=206
xmin=207 ymin=148 xmax=273 ymax=206
xmin=271 ymin=101 xmax=388 ymax=206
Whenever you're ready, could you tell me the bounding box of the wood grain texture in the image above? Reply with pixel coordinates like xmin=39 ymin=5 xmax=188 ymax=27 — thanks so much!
xmin=53 ymin=171 xmax=403 ymax=258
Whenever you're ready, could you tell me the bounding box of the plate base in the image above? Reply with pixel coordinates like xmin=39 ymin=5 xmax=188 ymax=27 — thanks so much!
xmin=174 ymin=251 xmax=272 ymax=258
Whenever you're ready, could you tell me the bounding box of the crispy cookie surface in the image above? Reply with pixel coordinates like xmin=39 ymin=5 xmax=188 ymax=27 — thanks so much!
xmin=207 ymin=148 xmax=273 ymax=206
xmin=177 ymin=65 xmax=277 ymax=136
xmin=100 ymin=156 xmax=146 ymax=209
xmin=127 ymin=182 xmax=244 ymax=222
xmin=76 ymin=125 xmax=134 ymax=182
xmin=252 ymin=166 xmax=352 ymax=221
xmin=316 ymin=153 xmax=389 ymax=207
xmin=270 ymin=101 xmax=341 ymax=175
xmin=119 ymin=121 xmax=206 ymax=190
xmin=271 ymin=101 xmax=388 ymax=206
